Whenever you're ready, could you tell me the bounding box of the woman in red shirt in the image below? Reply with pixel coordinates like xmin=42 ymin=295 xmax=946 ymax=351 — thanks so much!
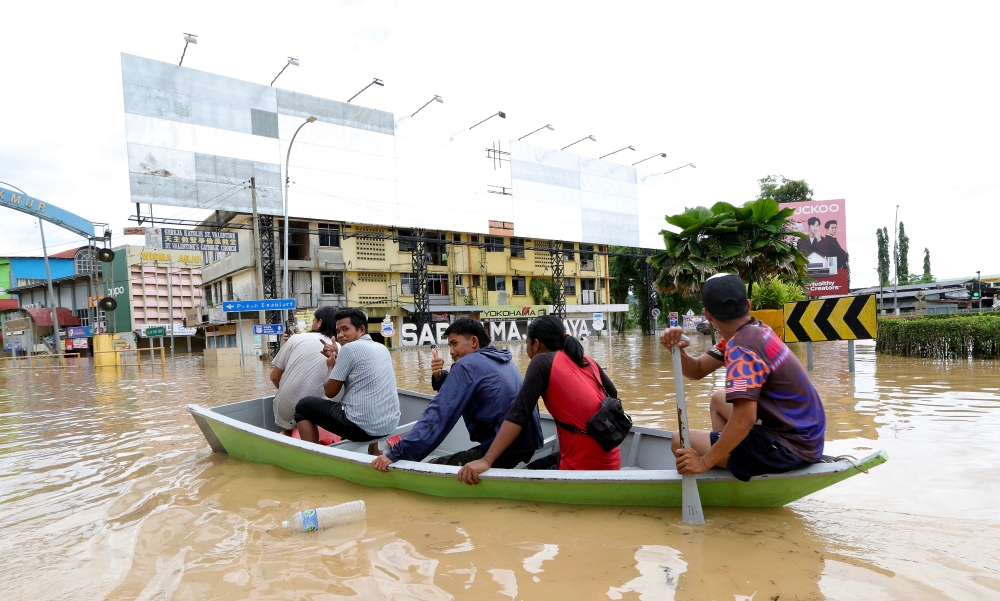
xmin=457 ymin=315 xmax=620 ymax=484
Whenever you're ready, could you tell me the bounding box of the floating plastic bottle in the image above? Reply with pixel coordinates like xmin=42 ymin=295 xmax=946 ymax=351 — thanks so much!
xmin=281 ymin=500 xmax=367 ymax=532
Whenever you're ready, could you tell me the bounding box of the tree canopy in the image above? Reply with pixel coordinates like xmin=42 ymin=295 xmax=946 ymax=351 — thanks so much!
xmin=757 ymin=174 xmax=814 ymax=204
xmin=649 ymin=198 xmax=808 ymax=306
xmin=876 ymin=227 xmax=891 ymax=287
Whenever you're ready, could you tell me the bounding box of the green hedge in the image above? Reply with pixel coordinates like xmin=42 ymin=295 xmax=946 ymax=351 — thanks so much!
xmin=876 ymin=313 xmax=1000 ymax=359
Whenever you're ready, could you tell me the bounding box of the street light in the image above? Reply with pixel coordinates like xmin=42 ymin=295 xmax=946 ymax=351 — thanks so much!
xmin=410 ymin=95 xmax=443 ymax=117
xmin=347 ymin=78 xmax=384 ymax=103
xmin=518 ymin=124 xmax=555 ymax=140
xmin=282 ymin=116 xmax=318 ymax=331
xmin=271 ymin=57 xmax=300 ymax=87
xmin=599 ymin=145 xmax=635 ymax=159
xmin=179 ymin=33 xmax=197 ymax=66
xmin=0 ymin=181 xmax=60 ymax=358
xmin=660 ymin=162 xmax=697 ymax=175
xmin=469 ymin=111 xmax=506 ymax=130
xmin=632 ymin=152 xmax=667 ymax=166
xmin=561 ymin=135 xmax=597 ymax=150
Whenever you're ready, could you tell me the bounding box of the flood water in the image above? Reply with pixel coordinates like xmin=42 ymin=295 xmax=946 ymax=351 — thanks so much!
xmin=1 ymin=335 xmax=998 ymax=600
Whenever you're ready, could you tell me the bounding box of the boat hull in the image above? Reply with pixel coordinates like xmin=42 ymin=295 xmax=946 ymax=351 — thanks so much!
xmin=189 ymin=393 xmax=887 ymax=508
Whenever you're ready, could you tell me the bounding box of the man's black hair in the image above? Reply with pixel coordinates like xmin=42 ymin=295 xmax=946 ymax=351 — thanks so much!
xmin=333 ymin=308 xmax=368 ymax=333
xmin=443 ymin=317 xmax=489 ymax=348
xmin=313 ymin=306 xmax=339 ymax=338
xmin=807 ymin=216 xmax=821 ymax=226
xmin=824 ymin=219 xmax=838 ymax=229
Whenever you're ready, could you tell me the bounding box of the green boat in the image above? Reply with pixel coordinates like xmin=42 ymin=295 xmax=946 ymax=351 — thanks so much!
xmin=188 ymin=390 xmax=887 ymax=507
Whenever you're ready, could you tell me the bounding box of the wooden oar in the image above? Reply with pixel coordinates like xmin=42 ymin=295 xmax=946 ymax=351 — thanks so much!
xmin=672 ymin=334 xmax=705 ymax=524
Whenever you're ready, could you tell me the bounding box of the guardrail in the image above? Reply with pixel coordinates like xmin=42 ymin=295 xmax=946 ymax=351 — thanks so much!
xmin=0 ymin=353 xmax=83 ymax=370
xmin=94 ymin=346 xmax=166 ymax=370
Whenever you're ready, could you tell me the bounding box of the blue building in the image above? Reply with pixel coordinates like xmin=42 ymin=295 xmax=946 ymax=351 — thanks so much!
xmin=8 ymin=256 xmax=76 ymax=291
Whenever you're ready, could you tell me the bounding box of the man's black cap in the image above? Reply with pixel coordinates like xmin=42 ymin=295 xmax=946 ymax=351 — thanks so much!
xmin=702 ymin=274 xmax=749 ymax=321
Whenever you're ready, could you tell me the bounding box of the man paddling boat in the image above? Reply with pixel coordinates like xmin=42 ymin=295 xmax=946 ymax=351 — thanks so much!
xmin=660 ymin=274 xmax=826 ymax=481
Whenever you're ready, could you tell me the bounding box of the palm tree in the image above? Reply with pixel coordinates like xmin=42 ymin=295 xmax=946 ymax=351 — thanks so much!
xmin=650 ymin=199 xmax=808 ymax=306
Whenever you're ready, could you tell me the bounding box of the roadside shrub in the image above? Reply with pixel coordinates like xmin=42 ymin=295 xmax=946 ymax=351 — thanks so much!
xmin=750 ymin=276 xmax=806 ymax=311
xmin=876 ymin=313 xmax=1000 ymax=359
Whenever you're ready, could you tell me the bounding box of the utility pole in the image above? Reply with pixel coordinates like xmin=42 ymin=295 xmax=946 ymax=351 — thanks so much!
xmin=167 ymin=260 xmax=175 ymax=356
xmin=250 ymin=178 xmax=266 ymax=327
xmin=39 ymin=219 xmax=61 ymax=355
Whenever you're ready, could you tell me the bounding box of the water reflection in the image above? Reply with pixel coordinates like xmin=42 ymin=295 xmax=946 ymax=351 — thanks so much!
xmin=0 ymin=334 xmax=998 ymax=599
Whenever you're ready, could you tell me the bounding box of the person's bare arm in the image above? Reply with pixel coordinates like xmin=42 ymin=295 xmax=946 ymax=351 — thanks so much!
xmin=324 ymin=379 xmax=344 ymax=398
xmin=659 ymin=327 xmax=723 ymax=379
xmin=269 ymin=367 xmax=283 ymax=389
xmin=457 ymin=421 xmax=524 ymax=485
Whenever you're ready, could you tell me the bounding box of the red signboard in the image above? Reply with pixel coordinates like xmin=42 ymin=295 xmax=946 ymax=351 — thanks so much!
xmin=780 ymin=199 xmax=849 ymax=297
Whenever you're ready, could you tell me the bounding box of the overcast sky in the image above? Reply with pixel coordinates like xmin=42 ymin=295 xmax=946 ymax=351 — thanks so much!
xmin=2 ymin=1 xmax=998 ymax=287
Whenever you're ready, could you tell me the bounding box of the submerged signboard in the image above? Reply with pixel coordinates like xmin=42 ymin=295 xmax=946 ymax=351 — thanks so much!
xmin=780 ymin=199 xmax=849 ymax=297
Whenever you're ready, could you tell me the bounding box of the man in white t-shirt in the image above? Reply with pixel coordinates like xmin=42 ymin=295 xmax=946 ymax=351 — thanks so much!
xmin=269 ymin=306 xmax=342 ymax=430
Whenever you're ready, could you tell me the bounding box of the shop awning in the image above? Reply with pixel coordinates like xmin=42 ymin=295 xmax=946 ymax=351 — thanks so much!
xmin=24 ymin=307 xmax=82 ymax=327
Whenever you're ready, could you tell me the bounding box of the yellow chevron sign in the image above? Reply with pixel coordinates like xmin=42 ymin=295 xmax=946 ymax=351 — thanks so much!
xmin=783 ymin=294 xmax=877 ymax=342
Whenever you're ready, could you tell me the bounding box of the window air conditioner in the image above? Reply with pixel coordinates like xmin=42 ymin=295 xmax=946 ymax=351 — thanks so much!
xmin=457 ymin=287 xmax=469 ymax=296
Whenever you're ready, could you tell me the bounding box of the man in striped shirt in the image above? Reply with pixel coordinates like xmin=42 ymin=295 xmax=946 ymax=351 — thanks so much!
xmin=295 ymin=309 xmax=400 ymax=454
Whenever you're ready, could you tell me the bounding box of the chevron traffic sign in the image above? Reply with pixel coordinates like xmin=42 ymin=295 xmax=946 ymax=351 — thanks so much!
xmin=783 ymin=294 xmax=877 ymax=343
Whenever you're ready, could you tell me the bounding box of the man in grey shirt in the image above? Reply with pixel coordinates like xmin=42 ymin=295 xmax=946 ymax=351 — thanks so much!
xmin=295 ymin=308 xmax=400 ymax=453
xmin=269 ymin=306 xmax=341 ymax=429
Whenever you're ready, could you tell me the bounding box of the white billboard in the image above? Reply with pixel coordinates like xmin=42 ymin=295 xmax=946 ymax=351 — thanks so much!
xmin=121 ymin=54 xmax=675 ymax=248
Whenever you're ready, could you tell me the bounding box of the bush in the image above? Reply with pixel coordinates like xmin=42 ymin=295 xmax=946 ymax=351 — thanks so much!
xmin=750 ymin=276 xmax=806 ymax=311
xmin=876 ymin=313 xmax=1000 ymax=359
xmin=529 ymin=278 xmax=555 ymax=304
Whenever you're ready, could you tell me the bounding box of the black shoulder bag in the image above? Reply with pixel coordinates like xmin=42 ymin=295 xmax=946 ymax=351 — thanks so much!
xmin=551 ymin=361 xmax=632 ymax=451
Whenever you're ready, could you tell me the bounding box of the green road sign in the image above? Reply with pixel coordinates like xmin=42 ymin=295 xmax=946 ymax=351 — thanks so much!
xmin=145 ymin=326 xmax=166 ymax=337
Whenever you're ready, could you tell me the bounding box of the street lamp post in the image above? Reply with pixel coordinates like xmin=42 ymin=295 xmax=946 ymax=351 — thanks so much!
xmin=347 ymin=78 xmax=384 ymax=103
xmin=0 ymin=181 xmax=61 ymax=356
xmin=282 ymin=116 xmax=318 ymax=331
xmin=977 ymin=270 xmax=982 ymax=313
xmin=632 ymin=152 xmax=667 ymax=167
xmin=518 ymin=124 xmax=555 ymax=141
xmin=599 ymin=145 xmax=635 ymax=160
xmin=271 ymin=57 xmax=300 ymax=87
xmin=561 ymin=135 xmax=596 ymax=151
xmin=410 ymin=95 xmax=443 ymax=117
xmin=660 ymin=162 xmax=697 ymax=175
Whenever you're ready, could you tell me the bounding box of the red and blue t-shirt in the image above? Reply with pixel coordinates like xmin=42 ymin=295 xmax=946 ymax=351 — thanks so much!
xmin=708 ymin=319 xmax=826 ymax=462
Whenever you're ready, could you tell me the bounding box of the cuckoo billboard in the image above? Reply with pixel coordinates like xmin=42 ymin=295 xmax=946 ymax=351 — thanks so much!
xmin=781 ymin=199 xmax=849 ymax=297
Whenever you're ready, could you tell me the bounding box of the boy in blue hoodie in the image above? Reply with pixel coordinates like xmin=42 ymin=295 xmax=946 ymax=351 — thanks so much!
xmin=372 ymin=318 xmax=543 ymax=471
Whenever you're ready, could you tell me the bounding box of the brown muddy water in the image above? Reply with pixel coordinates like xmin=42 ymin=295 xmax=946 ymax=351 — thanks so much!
xmin=1 ymin=335 xmax=998 ymax=600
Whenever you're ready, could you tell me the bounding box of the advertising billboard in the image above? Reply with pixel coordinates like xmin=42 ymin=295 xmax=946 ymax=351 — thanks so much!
xmin=780 ymin=199 xmax=849 ymax=297
xmin=121 ymin=54 xmax=680 ymax=248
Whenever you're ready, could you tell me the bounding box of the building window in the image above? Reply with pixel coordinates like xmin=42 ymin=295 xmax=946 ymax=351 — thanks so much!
xmin=472 ymin=275 xmax=481 ymax=287
xmin=204 ymin=286 xmax=213 ymax=307
xmin=580 ymin=244 xmax=595 ymax=270
xmin=563 ymin=278 xmax=577 ymax=296
xmin=453 ymin=233 xmax=461 ymax=242
xmin=427 ymin=274 xmax=448 ymax=295
xmin=510 ymin=237 xmax=525 ymax=258
xmin=214 ymin=282 xmax=223 ymax=305
xmin=487 ymin=276 xmax=506 ymax=292
xmin=226 ymin=277 xmax=234 ymax=301
xmin=454 ymin=275 xmax=463 ymax=286
xmin=74 ymin=247 xmax=97 ymax=274
xmin=284 ymin=221 xmax=309 ymax=260
xmin=511 ymin=276 xmax=526 ymax=296
xmin=562 ymin=242 xmax=576 ymax=261
xmin=398 ymin=228 xmax=416 ymax=252
xmin=322 ymin=272 xmax=344 ymax=295
xmin=470 ymin=234 xmax=479 ymax=243
xmin=400 ymin=274 xmax=414 ymax=295
xmin=581 ymin=278 xmax=597 ymax=304
xmin=319 ymin=223 xmax=340 ymax=247
xmin=484 ymin=236 xmax=504 ymax=252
